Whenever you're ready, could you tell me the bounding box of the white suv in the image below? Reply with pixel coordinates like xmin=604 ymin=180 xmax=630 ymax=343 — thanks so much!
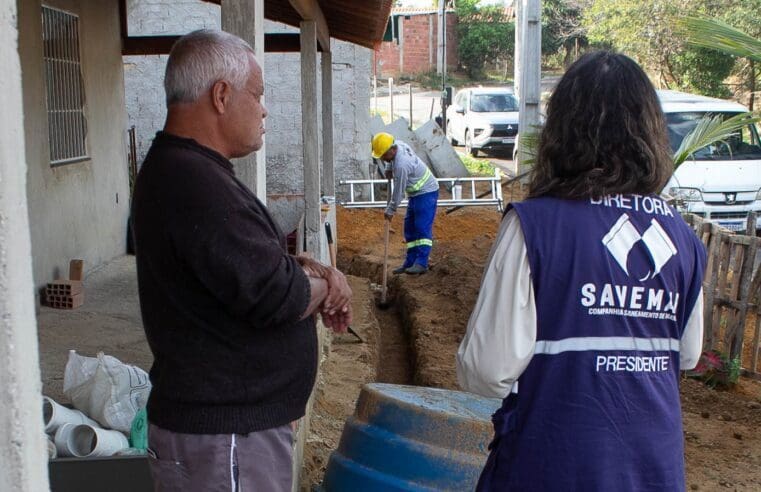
xmin=446 ymin=87 xmax=519 ymax=157
xmin=660 ymin=90 xmax=761 ymax=233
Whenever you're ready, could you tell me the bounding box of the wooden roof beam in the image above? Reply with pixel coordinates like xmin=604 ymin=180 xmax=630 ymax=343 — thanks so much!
xmin=287 ymin=0 xmax=331 ymax=52
xmin=122 ymin=33 xmax=322 ymax=56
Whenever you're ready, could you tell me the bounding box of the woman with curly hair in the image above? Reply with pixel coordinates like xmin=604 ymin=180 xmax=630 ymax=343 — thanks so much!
xmin=457 ymin=51 xmax=707 ymax=491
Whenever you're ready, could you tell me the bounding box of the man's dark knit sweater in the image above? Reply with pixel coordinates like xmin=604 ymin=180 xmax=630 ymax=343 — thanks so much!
xmin=131 ymin=132 xmax=316 ymax=434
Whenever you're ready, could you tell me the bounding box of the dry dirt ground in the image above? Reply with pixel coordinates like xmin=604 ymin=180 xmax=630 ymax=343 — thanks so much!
xmin=324 ymin=203 xmax=761 ymax=491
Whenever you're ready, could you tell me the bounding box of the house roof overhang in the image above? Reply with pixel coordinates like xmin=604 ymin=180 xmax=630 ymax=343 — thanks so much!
xmin=202 ymin=0 xmax=393 ymax=50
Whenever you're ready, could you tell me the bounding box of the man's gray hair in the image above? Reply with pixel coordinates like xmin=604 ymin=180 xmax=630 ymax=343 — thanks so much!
xmin=164 ymin=29 xmax=255 ymax=105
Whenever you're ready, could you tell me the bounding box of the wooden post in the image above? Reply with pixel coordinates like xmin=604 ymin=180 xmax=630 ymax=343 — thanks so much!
xmin=301 ymin=20 xmax=321 ymax=258
xmin=747 ymin=211 xmax=757 ymax=237
xmin=0 ymin=0 xmax=49 ymax=487
xmin=321 ymin=50 xmax=335 ymax=198
xmin=703 ymin=228 xmax=721 ymax=349
xmin=731 ymin=236 xmax=759 ymax=358
xmin=221 ymin=0 xmax=267 ymax=203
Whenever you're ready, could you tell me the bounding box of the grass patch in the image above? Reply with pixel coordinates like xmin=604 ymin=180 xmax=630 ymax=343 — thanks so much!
xmin=460 ymin=153 xmax=497 ymax=176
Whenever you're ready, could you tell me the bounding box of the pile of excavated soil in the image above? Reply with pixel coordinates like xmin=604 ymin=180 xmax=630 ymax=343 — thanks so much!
xmin=336 ymin=202 xmax=761 ymax=491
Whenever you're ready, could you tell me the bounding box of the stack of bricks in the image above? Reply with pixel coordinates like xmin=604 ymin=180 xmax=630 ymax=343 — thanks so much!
xmin=45 ymin=259 xmax=85 ymax=309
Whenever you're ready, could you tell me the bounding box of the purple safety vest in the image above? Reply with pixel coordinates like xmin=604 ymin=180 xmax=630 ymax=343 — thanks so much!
xmin=478 ymin=195 xmax=706 ymax=492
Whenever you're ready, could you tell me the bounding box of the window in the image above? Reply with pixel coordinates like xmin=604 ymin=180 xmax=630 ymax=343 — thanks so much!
xmin=470 ymin=94 xmax=518 ymax=113
xmin=665 ymin=112 xmax=761 ymax=161
xmin=42 ymin=6 xmax=88 ymax=165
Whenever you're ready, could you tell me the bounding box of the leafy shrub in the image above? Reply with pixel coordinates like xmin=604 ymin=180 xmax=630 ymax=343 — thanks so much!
xmin=460 ymin=153 xmax=497 ymax=176
xmin=689 ymin=349 xmax=741 ymax=389
xmin=457 ymin=7 xmax=515 ymax=79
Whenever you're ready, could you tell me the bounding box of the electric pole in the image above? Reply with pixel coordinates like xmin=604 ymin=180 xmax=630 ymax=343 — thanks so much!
xmin=517 ymin=0 xmax=541 ymax=175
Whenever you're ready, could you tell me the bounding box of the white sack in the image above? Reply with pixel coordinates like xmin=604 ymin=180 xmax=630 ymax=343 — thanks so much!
xmin=63 ymin=350 xmax=151 ymax=433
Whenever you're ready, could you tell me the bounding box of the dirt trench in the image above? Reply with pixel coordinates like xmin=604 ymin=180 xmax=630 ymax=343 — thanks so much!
xmin=300 ymin=272 xmax=414 ymax=490
xmin=305 ymin=206 xmax=761 ymax=491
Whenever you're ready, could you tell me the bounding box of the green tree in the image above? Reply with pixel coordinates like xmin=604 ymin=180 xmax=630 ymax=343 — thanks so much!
xmin=456 ymin=2 xmax=514 ymax=79
xmin=717 ymin=0 xmax=761 ymax=109
xmin=583 ymin=0 xmax=733 ymax=98
xmin=542 ymin=0 xmax=588 ymax=67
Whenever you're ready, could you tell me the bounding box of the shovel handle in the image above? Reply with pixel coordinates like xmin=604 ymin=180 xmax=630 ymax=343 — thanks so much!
xmin=380 ymin=177 xmax=392 ymax=304
xmin=381 ymin=219 xmax=390 ymax=303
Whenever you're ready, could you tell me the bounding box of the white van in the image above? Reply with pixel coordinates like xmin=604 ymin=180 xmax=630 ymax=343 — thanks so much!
xmin=660 ymin=90 xmax=761 ymax=233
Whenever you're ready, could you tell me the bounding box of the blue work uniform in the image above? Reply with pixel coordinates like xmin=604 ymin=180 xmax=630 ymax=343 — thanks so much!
xmin=385 ymin=141 xmax=439 ymax=269
xmin=477 ymin=195 xmax=706 ymax=491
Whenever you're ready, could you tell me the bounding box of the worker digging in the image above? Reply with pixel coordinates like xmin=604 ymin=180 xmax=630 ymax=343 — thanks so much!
xmin=372 ymin=132 xmax=440 ymax=275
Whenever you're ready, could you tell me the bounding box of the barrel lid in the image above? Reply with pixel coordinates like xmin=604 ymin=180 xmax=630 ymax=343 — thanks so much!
xmin=353 ymin=383 xmax=501 ymax=452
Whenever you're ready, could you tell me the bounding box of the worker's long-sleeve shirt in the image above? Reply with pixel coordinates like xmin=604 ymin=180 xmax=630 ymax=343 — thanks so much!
xmin=385 ymin=141 xmax=439 ymax=216
xmin=456 ymin=209 xmax=705 ymax=400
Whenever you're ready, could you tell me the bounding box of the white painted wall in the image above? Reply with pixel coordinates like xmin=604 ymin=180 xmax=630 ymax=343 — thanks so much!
xmin=123 ymin=0 xmax=373 ymax=199
xmin=0 ymin=0 xmax=50 ymax=489
xmin=18 ymin=0 xmax=131 ymax=287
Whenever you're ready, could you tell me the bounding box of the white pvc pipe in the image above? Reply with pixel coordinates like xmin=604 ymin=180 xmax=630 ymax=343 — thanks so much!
xmin=47 ymin=437 xmax=57 ymax=459
xmin=53 ymin=423 xmax=77 ymax=457
xmin=43 ymin=396 xmax=98 ymax=434
xmin=67 ymin=424 xmax=129 ymax=458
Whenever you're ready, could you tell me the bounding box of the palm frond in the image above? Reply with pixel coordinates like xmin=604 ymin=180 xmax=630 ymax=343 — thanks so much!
xmin=673 ymin=112 xmax=761 ymax=168
xmin=516 ymin=127 xmax=541 ymax=167
xmin=678 ymin=17 xmax=761 ymax=63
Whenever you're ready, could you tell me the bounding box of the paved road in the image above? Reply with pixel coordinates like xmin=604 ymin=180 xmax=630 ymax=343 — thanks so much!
xmin=372 ymin=76 xmax=561 ymax=129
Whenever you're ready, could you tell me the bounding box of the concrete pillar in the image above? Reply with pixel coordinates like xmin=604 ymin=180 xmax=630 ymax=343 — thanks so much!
xmin=436 ymin=1 xmax=444 ymax=74
xmin=513 ymin=0 xmax=522 ymax=100
xmin=301 ymin=20 xmax=321 ymax=258
xmin=321 ymin=49 xmax=336 ymax=246
xmin=221 ymin=0 xmax=267 ymax=203
xmin=321 ymin=50 xmax=335 ymax=198
xmin=0 ymin=0 xmax=50 ymax=489
xmin=517 ymin=0 xmax=541 ymax=175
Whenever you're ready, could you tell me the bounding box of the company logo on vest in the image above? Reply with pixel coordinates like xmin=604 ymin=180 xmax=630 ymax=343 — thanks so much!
xmin=578 ymin=213 xmax=680 ymax=323
xmin=602 ymin=213 xmax=677 ymax=282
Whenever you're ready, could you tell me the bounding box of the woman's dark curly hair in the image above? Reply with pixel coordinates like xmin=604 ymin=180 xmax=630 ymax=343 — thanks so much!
xmin=528 ymin=51 xmax=673 ymax=199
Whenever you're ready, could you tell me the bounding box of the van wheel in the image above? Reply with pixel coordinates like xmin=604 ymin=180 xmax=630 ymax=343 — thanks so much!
xmin=465 ymin=130 xmax=478 ymax=157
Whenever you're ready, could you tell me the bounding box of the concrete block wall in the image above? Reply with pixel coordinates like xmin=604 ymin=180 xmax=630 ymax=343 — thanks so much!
xmin=124 ymin=0 xmax=372 ymax=201
xmin=124 ymin=0 xmax=220 ymax=164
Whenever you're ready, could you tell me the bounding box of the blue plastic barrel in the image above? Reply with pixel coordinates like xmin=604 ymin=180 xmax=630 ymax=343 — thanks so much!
xmin=320 ymin=383 xmax=501 ymax=491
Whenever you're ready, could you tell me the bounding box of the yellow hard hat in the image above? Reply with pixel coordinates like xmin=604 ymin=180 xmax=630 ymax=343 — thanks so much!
xmin=372 ymin=132 xmax=395 ymax=159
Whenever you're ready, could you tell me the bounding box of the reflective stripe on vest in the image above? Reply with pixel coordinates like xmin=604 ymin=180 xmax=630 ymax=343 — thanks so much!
xmin=405 ymin=167 xmax=434 ymax=194
xmin=406 ymin=238 xmax=434 ymax=249
xmin=533 ymin=336 xmax=680 ymax=355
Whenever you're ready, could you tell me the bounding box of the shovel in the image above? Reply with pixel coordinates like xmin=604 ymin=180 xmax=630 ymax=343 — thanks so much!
xmin=377 ymin=178 xmax=392 ymax=310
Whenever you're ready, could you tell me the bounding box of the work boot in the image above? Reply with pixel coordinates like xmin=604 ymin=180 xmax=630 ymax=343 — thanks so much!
xmin=405 ymin=264 xmax=428 ymax=275
xmin=393 ymin=265 xmax=408 ymax=274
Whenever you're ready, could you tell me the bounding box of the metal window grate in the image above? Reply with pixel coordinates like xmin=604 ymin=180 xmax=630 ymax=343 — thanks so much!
xmin=42 ymin=6 xmax=88 ymax=165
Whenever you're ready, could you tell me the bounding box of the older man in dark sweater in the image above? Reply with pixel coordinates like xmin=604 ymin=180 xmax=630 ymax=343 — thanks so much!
xmin=131 ymin=29 xmax=351 ymax=491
